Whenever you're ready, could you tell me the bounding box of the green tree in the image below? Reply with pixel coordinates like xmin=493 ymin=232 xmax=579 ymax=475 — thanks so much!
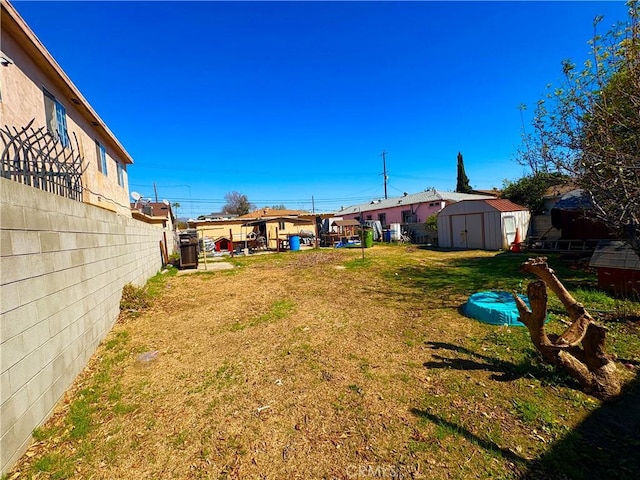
xmin=424 ymin=214 xmax=438 ymax=230
xmin=518 ymin=1 xmax=639 ymax=249
xmin=222 ymin=191 xmax=255 ymax=216
xmin=171 ymin=202 xmax=180 ymax=218
xmin=501 ymin=172 xmax=568 ymax=215
xmin=455 ymin=152 xmax=472 ymax=193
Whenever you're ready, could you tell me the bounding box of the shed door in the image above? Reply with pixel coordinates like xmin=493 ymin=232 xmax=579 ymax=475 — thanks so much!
xmin=451 ymin=215 xmax=467 ymax=248
xmin=466 ymin=214 xmax=484 ymax=249
xmin=451 ymin=214 xmax=483 ymax=249
xmin=504 ymin=216 xmax=516 ymax=246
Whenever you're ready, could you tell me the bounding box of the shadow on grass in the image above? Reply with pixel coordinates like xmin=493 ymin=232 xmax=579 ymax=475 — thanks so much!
xmin=409 ymin=407 xmax=529 ymax=469
xmin=424 ymin=341 xmax=577 ymax=386
xmin=422 ymin=342 xmax=640 ymax=479
xmin=524 ymin=373 xmax=640 ymax=480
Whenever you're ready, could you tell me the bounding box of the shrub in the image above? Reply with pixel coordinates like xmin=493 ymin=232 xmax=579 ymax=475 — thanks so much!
xmin=119 ymin=283 xmax=150 ymax=314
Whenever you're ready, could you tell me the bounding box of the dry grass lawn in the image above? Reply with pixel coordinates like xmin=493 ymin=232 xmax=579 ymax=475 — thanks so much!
xmin=8 ymin=246 xmax=640 ymax=480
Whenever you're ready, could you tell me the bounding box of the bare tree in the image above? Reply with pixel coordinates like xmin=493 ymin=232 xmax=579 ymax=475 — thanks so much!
xmin=222 ymin=191 xmax=255 ymax=216
xmin=518 ymin=1 xmax=639 ymax=250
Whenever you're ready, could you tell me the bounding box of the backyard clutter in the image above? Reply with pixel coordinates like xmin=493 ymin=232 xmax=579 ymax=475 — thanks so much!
xmin=9 ymin=247 xmax=639 ymax=480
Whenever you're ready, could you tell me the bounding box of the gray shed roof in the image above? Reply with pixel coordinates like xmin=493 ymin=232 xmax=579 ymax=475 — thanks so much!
xmin=337 ymin=190 xmax=494 ymax=215
xmin=589 ymin=241 xmax=640 ymax=271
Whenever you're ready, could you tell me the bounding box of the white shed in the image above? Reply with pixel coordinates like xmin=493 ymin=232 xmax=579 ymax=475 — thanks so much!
xmin=437 ymin=199 xmax=530 ymax=250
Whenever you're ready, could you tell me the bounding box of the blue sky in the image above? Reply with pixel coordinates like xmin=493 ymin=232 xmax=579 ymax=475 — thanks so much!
xmin=12 ymin=1 xmax=630 ymax=218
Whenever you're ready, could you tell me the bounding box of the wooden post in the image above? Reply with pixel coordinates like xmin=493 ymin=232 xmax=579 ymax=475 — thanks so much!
xmin=163 ymin=231 xmax=169 ymax=261
xmin=276 ymin=227 xmax=280 ymax=253
xmin=159 ymin=240 xmax=167 ymax=266
xmin=229 ymin=228 xmax=234 ymax=258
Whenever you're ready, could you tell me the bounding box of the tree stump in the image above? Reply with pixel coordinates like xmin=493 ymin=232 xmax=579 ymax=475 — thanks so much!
xmin=513 ymin=257 xmax=620 ymax=400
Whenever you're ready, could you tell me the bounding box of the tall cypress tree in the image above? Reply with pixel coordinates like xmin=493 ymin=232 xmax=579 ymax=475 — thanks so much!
xmin=456 ymin=152 xmax=472 ymax=193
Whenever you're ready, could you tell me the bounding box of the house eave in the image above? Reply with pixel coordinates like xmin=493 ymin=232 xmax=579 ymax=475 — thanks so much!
xmin=1 ymin=0 xmax=134 ymax=165
xmin=131 ymin=210 xmax=166 ymax=225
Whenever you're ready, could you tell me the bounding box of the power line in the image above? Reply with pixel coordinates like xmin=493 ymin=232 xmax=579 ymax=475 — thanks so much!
xmin=164 ymin=195 xmax=378 ymax=206
xmin=131 ymin=180 xmax=424 ymax=216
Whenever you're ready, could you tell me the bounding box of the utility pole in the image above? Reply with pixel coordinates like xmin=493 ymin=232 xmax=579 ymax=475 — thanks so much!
xmin=312 ymin=195 xmax=319 ymax=249
xmin=381 ymin=150 xmax=388 ymax=200
xmin=153 ymin=182 xmax=159 ymax=202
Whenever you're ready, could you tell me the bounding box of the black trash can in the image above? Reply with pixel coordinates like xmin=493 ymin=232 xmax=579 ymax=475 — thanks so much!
xmin=179 ymin=231 xmax=199 ymax=269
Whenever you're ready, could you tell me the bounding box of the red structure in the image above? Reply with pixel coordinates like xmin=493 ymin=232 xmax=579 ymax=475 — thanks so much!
xmin=214 ymin=237 xmax=232 ymax=252
xmin=589 ymin=241 xmax=640 ymax=297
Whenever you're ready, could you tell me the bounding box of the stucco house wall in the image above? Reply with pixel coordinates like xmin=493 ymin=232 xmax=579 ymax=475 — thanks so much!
xmin=348 ymin=202 xmax=445 ymax=226
xmin=1 ymin=0 xmax=133 ymax=215
xmin=340 ymin=200 xmax=445 ymax=226
xmin=191 ymin=220 xmax=249 ymax=245
xmin=259 ymin=218 xmax=315 ymax=248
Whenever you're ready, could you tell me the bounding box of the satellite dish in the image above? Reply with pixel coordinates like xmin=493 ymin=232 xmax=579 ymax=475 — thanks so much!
xmin=162 ymin=199 xmax=170 ymax=205
xmin=131 ymin=192 xmax=141 ymax=201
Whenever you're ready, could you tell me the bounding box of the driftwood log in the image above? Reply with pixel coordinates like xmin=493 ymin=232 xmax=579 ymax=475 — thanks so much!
xmin=513 ymin=257 xmax=620 ymax=400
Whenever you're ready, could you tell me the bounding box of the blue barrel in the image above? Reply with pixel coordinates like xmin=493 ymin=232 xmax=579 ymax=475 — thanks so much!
xmin=384 ymin=230 xmax=392 ymax=242
xmin=289 ymin=235 xmax=301 ymax=251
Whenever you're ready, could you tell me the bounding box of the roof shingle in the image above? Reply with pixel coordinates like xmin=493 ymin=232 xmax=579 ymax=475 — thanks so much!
xmin=337 ymin=190 xmax=495 ymax=215
xmin=589 ymin=241 xmax=640 ymax=271
xmin=482 ymin=199 xmax=528 ymax=212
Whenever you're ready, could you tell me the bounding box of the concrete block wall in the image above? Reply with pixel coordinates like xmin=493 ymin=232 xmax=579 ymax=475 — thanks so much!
xmin=0 ymin=178 xmax=164 ymax=474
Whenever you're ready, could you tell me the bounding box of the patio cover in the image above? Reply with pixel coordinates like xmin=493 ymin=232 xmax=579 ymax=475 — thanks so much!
xmin=242 ymin=216 xmax=314 ymax=227
xmin=332 ymin=219 xmax=361 ymax=227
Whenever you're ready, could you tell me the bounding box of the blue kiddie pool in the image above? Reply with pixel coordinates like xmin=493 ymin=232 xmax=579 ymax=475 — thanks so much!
xmin=464 ymin=291 xmax=530 ymax=327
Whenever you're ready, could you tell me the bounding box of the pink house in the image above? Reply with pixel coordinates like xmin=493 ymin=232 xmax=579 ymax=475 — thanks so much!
xmin=338 ymin=189 xmax=495 ymax=227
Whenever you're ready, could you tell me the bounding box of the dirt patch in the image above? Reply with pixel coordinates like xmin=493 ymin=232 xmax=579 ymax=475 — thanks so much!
xmin=176 ymin=262 xmax=234 ymax=274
